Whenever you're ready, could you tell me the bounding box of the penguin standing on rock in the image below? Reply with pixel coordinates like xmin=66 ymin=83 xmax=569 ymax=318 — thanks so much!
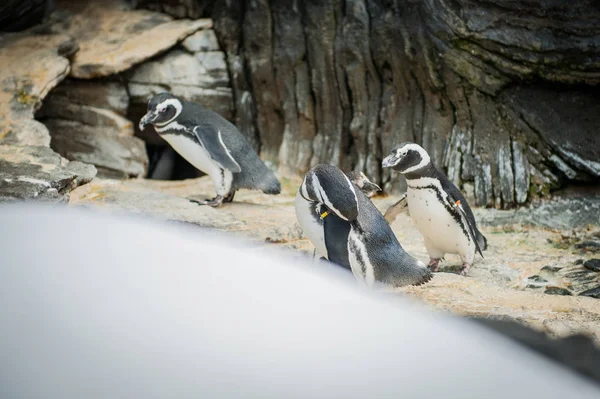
xmin=382 ymin=142 xmax=487 ymax=276
xmin=295 ymin=164 xmax=432 ymax=288
xmin=139 ymin=93 xmax=281 ymax=207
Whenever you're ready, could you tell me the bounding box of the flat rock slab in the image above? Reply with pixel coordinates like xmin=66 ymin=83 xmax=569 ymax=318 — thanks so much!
xmin=400 ymin=273 xmax=600 ymax=343
xmin=69 ymin=179 xmax=241 ymax=230
xmin=0 ymin=32 xmax=76 ymax=146
xmin=67 ymin=180 xmax=600 ymax=342
xmin=0 ymin=145 xmax=96 ymax=203
xmin=51 ymin=0 xmax=211 ymax=78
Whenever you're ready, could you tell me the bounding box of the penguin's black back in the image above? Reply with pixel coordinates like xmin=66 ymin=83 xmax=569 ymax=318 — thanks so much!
xmin=177 ymin=100 xmax=280 ymax=194
xmin=352 ymin=189 xmax=430 ymax=286
xmin=322 ymin=182 xmax=431 ymax=287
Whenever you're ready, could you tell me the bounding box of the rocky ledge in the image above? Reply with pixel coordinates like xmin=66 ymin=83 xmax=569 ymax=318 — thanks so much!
xmin=0 ymin=145 xmax=96 ymax=203
xmin=67 ymin=176 xmax=600 ymax=343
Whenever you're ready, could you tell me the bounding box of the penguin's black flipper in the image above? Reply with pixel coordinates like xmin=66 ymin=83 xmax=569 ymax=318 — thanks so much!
xmin=193 ymin=125 xmax=242 ymax=173
xmin=438 ymin=175 xmax=486 ymax=258
xmin=445 ymin=192 xmax=484 ymax=258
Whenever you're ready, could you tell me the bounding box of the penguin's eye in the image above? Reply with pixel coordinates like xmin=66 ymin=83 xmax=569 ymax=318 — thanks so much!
xmin=159 ymin=107 xmax=167 ymax=113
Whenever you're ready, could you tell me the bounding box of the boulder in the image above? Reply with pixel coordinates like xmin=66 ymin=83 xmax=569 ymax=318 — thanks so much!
xmin=0 ymin=32 xmax=77 ymax=147
xmin=49 ymin=0 xmax=212 ymax=79
xmin=43 ymin=79 xmax=129 ymax=115
xmin=0 ymin=145 xmax=96 ymax=203
xmin=69 ymin=178 xmax=241 ymax=230
xmin=44 ymin=118 xmax=147 ymax=179
xmin=127 ymin=48 xmax=233 ymax=123
xmin=38 ymin=78 xmax=149 ymax=179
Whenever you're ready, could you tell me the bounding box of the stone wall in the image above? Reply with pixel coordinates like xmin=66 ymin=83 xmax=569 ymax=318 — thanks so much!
xmin=1 ymin=0 xmax=599 ymax=207
xmin=139 ymin=0 xmax=600 ymax=208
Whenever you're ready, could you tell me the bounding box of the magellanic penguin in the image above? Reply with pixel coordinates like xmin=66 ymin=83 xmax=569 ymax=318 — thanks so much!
xmin=382 ymin=142 xmax=488 ymax=276
xmin=139 ymin=93 xmax=281 ymax=207
xmin=295 ymin=164 xmax=432 ymax=288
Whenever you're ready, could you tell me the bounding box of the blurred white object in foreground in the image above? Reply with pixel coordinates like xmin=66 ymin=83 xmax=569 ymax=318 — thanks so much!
xmin=0 ymin=205 xmax=598 ymax=399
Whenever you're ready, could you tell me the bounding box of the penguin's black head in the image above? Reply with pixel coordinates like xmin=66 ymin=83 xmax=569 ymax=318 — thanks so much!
xmin=381 ymin=142 xmax=431 ymax=174
xmin=345 ymin=171 xmax=381 ymax=197
xmin=139 ymin=92 xmax=183 ymax=131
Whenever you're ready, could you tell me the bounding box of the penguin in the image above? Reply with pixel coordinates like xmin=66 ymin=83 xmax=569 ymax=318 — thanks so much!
xmin=139 ymin=93 xmax=281 ymax=207
xmin=382 ymin=142 xmax=488 ymax=276
xmin=295 ymin=164 xmax=432 ymax=288
xmin=345 ymin=171 xmax=382 ymax=197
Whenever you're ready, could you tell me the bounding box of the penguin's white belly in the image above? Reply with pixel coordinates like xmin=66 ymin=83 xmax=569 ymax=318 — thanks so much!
xmin=295 ymin=192 xmax=327 ymax=258
xmin=407 ymin=186 xmax=473 ymax=256
xmin=161 ymin=134 xmax=222 ymax=177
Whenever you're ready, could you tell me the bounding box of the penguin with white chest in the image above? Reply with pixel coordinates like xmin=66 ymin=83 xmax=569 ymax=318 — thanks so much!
xmin=295 ymin=164 xmax=432 ymax=288
xmin=382 ymin=142 xmax=488 ymax=276
xmin=139 ymin=93 xmax=281 ymax=207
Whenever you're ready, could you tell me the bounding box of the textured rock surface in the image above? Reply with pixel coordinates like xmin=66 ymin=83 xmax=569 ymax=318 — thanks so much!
xmin=48 ymin=0 xmax=211 ymax=79
xmin=69 ymin=178 xmax=242 ymax=230
xmin=142 ymin=0 xmax=600 ymax=206
xmin=67 ymin=178 xmax=600 ymax=342
xmin=0 ymin=145 xmax=96 ymax=202
xmin=0 ymin=32 xmax=76 ymax=147
xmin=127 ymin=48 xmax=232 ymax=124
xmin=38 ymin=79 xmax=149 ymax=178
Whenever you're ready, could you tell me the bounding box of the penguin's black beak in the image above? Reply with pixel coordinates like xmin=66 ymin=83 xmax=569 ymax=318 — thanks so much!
xmin=139 ymin=111 xmax=156 ymax=131
xmin=362 ymin=181 xmax=381 ymax=193
xmin=382 ymin=153 xmax=399 ymax=168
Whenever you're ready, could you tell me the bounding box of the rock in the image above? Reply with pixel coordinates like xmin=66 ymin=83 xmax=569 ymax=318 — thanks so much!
xmin=41 ymin=79 xmax=129 ymax=115
xmin=0 ymin=31 xmax=76 ymax=146
xmin=49 ymin=0 xmax=212 ymax=78
xmin=205 ymin=0 xmax=600 ymax=205
xmin=66 ymin=183 xmax=600 ymax=343
xmin=44 ymin=118 xmax=148 ymax=179
xmin=127 ymin=48 xmax=233 ymax=123
xmin=579 ymin=287 xmax=600 ymax=299
xmin=534 ymin=262 xmax=600 ymax=297
xmin=474 ymin=193 xmax=600 ymax=230
xmin=69 ymin=178 xmax=242 ymax=230
xmin=182 ymin=29 xmax=220 ymax=52
xmin=37 ymin=78 xmax=149 ymax=179
xmin=132 ymin=0 xmax=212 ymax=19
xmin=0 ymin=145 xmax=96 ymax=203
xmin=584 ymin=259 xmax=600 ymax=273
xmin=545 ymin=287 xmax=573 ymax=296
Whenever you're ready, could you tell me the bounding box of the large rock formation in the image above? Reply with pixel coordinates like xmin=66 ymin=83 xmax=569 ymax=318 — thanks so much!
xmin=135 ymin=0 xmax=600 ymax=207
xmin=0 ymin=31 xmax=77 ymax=147
xmin=0 ymin=145 xmax=96 ymax=202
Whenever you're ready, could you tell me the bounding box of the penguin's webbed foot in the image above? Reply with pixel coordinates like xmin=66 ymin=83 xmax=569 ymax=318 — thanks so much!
xmin=223 ymin=192 xmax=236 ymax=203
xmin=427 ymin=258 xmax=441 ymax=272
xmin=458 ymin=263 xmax=471 ymax=276
xmin=189 ymin=195 xmax=224 ymax=208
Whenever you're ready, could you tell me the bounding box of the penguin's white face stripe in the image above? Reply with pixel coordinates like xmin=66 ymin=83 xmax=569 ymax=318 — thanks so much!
xmin=311 ymin=174 xmax=350 ymax=221
xmin=217 ymin=129 xmax=242 ymax=171
xmin=398 ymin=143 xmax=431 ymax=174
xmin=153 ymin=98 xmax=183 ymax=127
xmin=154 ymin=121 xmax=188 ymax=133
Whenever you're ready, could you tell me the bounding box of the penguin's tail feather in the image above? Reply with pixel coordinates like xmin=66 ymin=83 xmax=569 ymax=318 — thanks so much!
xmin=412 ymin=267 xmax=433 ymax=287
xmin=259 ymin=172 xmax=281 ymax=195
xmin=477 ymin=232 xmax=488 ymax=252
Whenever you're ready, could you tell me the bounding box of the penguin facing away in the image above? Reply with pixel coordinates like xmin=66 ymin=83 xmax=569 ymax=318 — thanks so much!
xmin=139 ymin=93 xmax=281 ymax=207
xmin=295 ymin=164 xmax=432 ymax=288
xmin=382 ymin=142 xmax=488 ymax=276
